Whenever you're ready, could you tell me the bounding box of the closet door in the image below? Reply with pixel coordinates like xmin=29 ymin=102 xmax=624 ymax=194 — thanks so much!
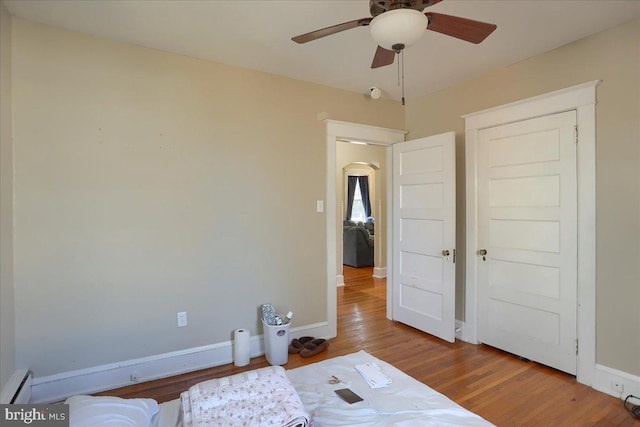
xmin=477 ymin=111 xmax=578 ymax=374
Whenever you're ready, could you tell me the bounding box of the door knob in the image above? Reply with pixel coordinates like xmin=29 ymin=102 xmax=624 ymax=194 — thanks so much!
xmin=479 ymin=248 xmax=487 ymax=261
xmin=442 ymin=249 xmax=450 ymax=257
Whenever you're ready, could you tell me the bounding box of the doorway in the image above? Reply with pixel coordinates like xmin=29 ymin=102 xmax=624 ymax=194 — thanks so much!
xmin=337 ymin=142 xmax=386 ymax=284
xmin=324 ymin=121 xmax=405 ymax=338
xmin=326 ymin=124 xmax=457 ymax=341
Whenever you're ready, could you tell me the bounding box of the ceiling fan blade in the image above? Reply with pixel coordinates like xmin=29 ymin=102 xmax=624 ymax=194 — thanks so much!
xmin=425 ymin=12 xmax=497 ymax=44
xmin=371 ymin=45 xmax=396 ymax=69
xmin=292 ymin=17 xmax=373 ymax=44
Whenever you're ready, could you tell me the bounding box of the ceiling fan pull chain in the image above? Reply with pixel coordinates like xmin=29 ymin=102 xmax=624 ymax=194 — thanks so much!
xmin=397 ymin=53 xmax=401 ymax=87
xmin=401 ymin=50 xmax=405 ymax=106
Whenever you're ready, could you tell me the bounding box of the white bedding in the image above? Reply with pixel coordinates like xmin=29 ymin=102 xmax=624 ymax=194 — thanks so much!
xmin=154 ymin=350 xmax=494 ymax=427
xmin=285 ymin=350 xmax=494 ymax=427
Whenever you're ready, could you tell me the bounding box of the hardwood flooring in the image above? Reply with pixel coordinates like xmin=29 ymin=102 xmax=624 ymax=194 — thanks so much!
xmin=100 ymin=266 xmax=636 ymax=426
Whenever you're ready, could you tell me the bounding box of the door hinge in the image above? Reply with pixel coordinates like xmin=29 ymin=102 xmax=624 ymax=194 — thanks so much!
xmin=574 ymin=125 xmax=579 ymax=144
xmin=575 ymin=339 xmax=579 ymax=355
xmin=453 ymin=249 xmax=456 ymax=263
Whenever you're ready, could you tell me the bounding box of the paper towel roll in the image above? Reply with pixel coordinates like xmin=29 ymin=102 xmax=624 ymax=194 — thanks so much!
xmin=233 ymin=328 xmax=250 ymax=367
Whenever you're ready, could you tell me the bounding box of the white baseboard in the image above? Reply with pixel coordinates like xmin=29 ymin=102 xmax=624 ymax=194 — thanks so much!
xmin=372 ymin=267 xmax=387 ymax=278
xmin=336 ymin=275 xmax=345 ymax=287
xmin=30 ymin=322 xmax=329 ymax=404
xmin=593 ymin=363 xmax=640 ymax=399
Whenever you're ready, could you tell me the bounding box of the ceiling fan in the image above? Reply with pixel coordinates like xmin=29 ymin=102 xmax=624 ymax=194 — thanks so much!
xmin=292 ymin=0 xmax=497 ymax=69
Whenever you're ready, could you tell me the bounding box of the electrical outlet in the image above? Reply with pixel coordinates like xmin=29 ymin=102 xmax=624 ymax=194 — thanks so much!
xmin=177 ymin=311 xmax=188 ymax=327
xmin=611 ymin=380 xmax=624 ymax=394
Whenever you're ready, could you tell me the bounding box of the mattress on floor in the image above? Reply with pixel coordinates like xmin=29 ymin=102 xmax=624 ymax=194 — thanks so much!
xmin=154 ymin=350 xmax=494 ymax=427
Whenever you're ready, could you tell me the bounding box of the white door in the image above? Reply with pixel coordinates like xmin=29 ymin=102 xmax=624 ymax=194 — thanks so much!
xmin=477 ymin=111 xmax=577 ymax=374
xmin=392 ymin=132 xmax=456 ymax=342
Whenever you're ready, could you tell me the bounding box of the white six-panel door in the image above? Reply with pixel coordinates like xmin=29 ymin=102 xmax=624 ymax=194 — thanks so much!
xmin=392 ymin=132 xmax=456 ymax=342
xmin=477 ymin=111 xmax=578 ymax=374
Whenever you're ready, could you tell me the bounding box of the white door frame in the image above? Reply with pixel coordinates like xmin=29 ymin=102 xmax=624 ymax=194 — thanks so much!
xmin=325 ymin=120 xmax=406 ymax=337
xmin=463 ymin=80 xmax=600 ymax=386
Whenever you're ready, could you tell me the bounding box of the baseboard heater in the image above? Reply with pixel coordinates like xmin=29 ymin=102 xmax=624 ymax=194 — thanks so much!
xmin=0 ymin=369 xmax=32 ymax=404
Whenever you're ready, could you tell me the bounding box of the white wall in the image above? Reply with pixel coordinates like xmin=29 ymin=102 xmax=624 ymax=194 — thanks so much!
xmin=0 ymin=0 xmax=16 ymax=393
xmin=10 ymin=18 xmax=404 ymax=380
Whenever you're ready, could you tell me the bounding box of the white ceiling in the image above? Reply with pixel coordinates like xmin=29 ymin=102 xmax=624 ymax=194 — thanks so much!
xmin=5 ymin=0 xmax=640 ymax=101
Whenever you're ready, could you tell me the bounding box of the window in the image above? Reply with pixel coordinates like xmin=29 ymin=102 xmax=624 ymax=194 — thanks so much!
xmin=350 ymin=179 xmax=367 ymax=223
xmin=346 ymin=173 xmax=372 ymax=223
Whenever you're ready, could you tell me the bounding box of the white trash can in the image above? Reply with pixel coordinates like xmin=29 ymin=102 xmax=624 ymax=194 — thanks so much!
xmin=262 ymin=319 xmax=289 ymax=365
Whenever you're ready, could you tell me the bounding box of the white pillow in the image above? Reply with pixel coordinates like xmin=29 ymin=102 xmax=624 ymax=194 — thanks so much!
xmin=64 ymin=395 xmax=159 ymax=427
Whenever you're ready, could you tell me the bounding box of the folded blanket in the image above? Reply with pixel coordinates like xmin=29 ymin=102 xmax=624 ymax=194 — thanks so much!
xmin=181 ymin=366 xmax=311 ymax=427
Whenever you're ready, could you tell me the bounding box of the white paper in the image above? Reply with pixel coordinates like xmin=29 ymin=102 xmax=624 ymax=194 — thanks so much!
xmin=354 ymin=362 xmax=392 ymax=389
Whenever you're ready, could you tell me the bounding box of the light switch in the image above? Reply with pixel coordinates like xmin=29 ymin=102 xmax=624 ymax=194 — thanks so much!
xmin=316 ymin=200 xmax=324 ymax=213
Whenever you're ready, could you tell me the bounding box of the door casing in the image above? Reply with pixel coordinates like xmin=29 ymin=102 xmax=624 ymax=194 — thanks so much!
xmin=463 ymin=80 xmax=599 ymax=386
xmin=325 ymin=120 xmax=406 ymax=338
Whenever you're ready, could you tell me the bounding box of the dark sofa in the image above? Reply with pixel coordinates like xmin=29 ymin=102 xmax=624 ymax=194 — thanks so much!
xmin=343 ymin=222 xmax=374 ymax=268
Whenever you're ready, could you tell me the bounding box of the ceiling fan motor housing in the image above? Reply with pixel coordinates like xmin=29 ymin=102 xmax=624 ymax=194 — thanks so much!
xmin=369 ymin=0 xmax=442 ymax=17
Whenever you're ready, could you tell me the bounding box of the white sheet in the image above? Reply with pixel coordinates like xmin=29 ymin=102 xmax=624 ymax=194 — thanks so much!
xmin=155 ymin=350 xmax=494 ymax=427
xmin=285 ymin=350 xmax=495 ymax=427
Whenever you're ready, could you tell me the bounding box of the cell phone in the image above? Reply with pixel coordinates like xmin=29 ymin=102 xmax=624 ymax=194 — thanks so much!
xmin=334 ymin=388 xmax=363 ymax=404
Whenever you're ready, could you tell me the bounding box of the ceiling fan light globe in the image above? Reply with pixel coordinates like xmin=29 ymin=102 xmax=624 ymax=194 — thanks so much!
xmin=370 ymin=9 xmax=428 ymax=51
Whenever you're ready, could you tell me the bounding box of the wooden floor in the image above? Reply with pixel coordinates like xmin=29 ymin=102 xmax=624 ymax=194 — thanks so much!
xmin=101 ymin=266 xmax=636 ymax=426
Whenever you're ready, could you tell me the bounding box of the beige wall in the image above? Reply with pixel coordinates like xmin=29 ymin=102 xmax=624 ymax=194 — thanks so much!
xmin=405 ymin=18 xmax=640 ymax=376
xmin=0 ymin=0 xmax=16 ymax=391
xmin=336 ymin=142 xmax=388 ymax=275
xmin=10 ymin=18 xmax=404 ymax=377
